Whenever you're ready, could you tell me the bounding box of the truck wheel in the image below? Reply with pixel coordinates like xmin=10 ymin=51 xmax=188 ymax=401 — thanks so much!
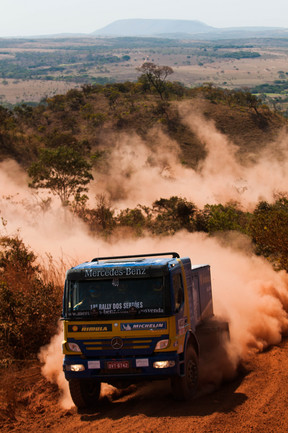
xmin=171 ymin=345 xmax=199 ymax=401
xmin=69 ymin=379 xmax=101 ymax=409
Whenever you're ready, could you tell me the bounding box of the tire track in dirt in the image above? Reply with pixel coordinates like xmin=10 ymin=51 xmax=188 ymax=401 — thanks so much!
xmin=2 ymin=339 xmax=288 ymax=433
xmin=61 ymin=340 xmax=288 ymax=433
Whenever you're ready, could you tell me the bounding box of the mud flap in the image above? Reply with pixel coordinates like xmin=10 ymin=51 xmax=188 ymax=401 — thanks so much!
xmin=196 ymin=317 xmax=233 ymax=388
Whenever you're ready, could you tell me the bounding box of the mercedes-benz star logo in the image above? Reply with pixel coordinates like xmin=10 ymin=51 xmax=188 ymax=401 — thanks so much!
xmin=111 ymin=336 xmax=123 ymax=350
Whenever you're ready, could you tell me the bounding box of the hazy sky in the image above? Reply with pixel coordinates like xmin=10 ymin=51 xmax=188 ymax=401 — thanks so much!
xmin=1 ymin=0 xmax=288 ymax=37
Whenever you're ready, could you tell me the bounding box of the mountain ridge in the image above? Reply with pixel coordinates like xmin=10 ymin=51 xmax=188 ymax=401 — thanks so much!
xmin=93 ymin=18 xmax=288 ymax=39
xmin=93 ymin=19 xmax=215 ymax=36
xmin=6 ymin=19 xmax=288 ymax=40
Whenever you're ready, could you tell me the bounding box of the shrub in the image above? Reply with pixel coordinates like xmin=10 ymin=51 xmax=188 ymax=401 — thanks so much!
xmin=249 ymin=197 xmax=288 ymax=270
xmin=117 ymin=207 xmax=146 ymax=235
xmin=151 ymin=196 xmax=197 ymax=234
xmin=0 ymin=235 xmax=62 ymax=359
xmin=198 ymin=203 xmax=250 ymax=234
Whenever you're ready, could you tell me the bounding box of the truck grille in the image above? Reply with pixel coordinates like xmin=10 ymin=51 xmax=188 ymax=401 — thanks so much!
xmin=83 ymin=338 xmax=153 ymax=351
xmin=71 ymin=334 xmax=169 ymax=356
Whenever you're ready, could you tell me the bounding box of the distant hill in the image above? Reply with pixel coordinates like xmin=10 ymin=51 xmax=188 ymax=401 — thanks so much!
xmin=93 ymin=19 xmax=288 ymax=40
xmin=14 ymin=19 xmax=288 ymax=40
xmin=93 ymin=19 xmax=215 ymax=37
xmin=203 ymin=26 xmax=288 ymax=40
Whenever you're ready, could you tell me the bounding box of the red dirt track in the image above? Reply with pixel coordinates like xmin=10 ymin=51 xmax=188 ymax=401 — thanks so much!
xmin=2 ymin=339 xmax=288 ymax=433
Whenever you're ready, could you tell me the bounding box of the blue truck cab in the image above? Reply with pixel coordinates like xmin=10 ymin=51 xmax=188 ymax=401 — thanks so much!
xmin=62 ymin=252 xmax=217 ymax=408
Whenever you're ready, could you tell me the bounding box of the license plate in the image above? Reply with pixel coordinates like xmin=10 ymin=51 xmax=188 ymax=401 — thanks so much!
xmin=106 ymin=360 xmax=130 ymax=369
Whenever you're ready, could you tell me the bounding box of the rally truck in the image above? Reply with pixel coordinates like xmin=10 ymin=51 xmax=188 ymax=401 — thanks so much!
xmin=62 ymin=252 xmax=228 ymax=408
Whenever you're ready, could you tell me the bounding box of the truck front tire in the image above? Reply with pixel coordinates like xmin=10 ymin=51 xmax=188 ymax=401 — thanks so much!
xmin=171 ymin=345 xmax=199 ymax=401
xmin=69 ymin=379 xmax=101 ymax=409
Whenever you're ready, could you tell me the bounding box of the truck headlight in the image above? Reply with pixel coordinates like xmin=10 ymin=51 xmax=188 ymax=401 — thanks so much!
xmin=155 ymin=339 xmax=169 ymax=350
xmin=67 ymin=342 xmax=81 ymax=352
xmin=153 ymin=361 xmax=175 ymax=369
xmin=66 ymin=364 xmax=85 ymax=372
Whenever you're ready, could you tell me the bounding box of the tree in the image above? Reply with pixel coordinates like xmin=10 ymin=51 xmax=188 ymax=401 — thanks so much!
xmin=28 ymin=145 xmax=93 ymax=206
xmin=152 ymin=196 xmax=197 ymax=234
xmin=74 ymin=194 xmax=116 ymax=234
xmin=137 ymin=62 xmax=174 ymax=100
xmin=117 ymin=207 xmax=146 ymax=235
xmin=249 ymin=198 xmax=288 ymax=270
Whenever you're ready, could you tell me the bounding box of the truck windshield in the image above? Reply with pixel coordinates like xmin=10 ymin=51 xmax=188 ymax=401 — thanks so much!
xmin=65 ymin=276 xmax=171 ymax=319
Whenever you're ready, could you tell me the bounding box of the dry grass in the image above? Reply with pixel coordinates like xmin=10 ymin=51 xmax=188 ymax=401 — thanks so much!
xmin=173 ymin=55 xmax=288 ymax=88
xmin=0 ymin=79 xmax=79 ymax=104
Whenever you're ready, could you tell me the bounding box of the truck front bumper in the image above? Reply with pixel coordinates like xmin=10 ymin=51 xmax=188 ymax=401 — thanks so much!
xmin=63 ymin=351 xmax=180 ymax=381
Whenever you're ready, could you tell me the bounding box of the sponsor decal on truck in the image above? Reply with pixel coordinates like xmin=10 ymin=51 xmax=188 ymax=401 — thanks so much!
xmin=68 ymin=324 xmax=112 ymax=332
xmin=84 ymin=267 xmax=147 ymax=278
xmin=121 ymin=322 xmax=167 ymax=331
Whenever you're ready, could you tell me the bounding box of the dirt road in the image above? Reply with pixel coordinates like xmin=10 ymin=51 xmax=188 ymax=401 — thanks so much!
xmin=2 ymin=339 xmax=288 ymax=433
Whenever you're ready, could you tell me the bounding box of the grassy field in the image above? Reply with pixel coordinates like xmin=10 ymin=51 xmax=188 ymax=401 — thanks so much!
xmin=0 ymin=79 xmax=79 ymax=104
xmin=0 ymin=36 xmax=288 ymax=108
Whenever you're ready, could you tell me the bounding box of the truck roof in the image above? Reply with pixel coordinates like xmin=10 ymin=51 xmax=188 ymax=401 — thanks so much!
xmin=67 ymin=252 xmax=192 ymax=273
xmin=192 ymin=264 xmax=209 ymax=269
xmin=72 ymin=256 xmax=182 ymax=271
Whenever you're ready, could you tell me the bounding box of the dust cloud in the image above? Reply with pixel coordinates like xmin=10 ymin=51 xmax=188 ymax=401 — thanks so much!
xmin=38 ymin=323 xmax=73 ymax=409
xmin=1 ymin=109 xmax=288 ymax=407
xmin=37 ymin=232 xmax=288 ymax=408
xmin=91 ymin=107 xmax=288 ymax=209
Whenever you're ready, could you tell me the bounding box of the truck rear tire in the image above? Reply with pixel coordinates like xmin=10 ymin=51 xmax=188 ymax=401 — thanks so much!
xmin=171 ymin=345 xmax=198 ymax=401
xmin=69 ymin=379 xmax=101 ymax=409
xmin=196 ymin=318 xmax=231 ymax=385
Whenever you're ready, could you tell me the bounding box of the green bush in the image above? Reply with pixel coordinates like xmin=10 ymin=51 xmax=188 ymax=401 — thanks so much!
xmin=198 ymin=203 xmax=250 ymax=234
xmin=249 ymin=198 xmax=288 ymax=270
xmin=117 ymin=208 xmax=147 ymax=235
xmin=151 ymin=196 xmax=197 ymax=234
